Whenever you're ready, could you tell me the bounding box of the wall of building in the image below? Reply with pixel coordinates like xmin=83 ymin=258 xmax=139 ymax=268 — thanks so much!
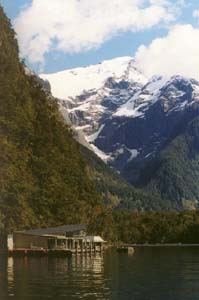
xmin=13 ymin=233 xmax=49 ymax=249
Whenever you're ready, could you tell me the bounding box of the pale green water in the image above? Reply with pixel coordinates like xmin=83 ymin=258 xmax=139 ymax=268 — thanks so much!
xmin=1 ymin=247 xmax=199 ymax=299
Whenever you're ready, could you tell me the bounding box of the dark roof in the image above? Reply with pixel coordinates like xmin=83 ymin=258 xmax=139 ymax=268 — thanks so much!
xmin=16 ymin=224 xmax=86 ymax=236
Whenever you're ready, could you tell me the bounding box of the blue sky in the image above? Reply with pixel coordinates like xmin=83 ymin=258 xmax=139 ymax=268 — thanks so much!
xmin=1 ymin=0 xmax=199 ymax=74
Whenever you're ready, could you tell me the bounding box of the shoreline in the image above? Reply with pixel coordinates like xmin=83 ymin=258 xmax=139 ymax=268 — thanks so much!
xmin=122 ymin=243 xmax=199 ymax=247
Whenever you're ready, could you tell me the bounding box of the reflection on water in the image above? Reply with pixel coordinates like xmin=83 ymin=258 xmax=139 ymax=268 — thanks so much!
xmin=7 ymin=257 xmax=14 ymax=297
xmin=1 ymin=248 xmax=199 ymax=299
xmin=1 ymin=254 xmax=109 ymax=300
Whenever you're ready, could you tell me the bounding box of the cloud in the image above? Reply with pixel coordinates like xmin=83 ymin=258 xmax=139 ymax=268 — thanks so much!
xmin=135 ymin=24 xmax=199 ymax=79
xmin=14 ymin=0 xmax=176 ymax=67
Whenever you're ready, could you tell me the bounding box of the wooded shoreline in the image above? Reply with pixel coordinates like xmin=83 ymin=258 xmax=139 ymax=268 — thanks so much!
xmin=124 ymin=244 xmax=199 ymax=247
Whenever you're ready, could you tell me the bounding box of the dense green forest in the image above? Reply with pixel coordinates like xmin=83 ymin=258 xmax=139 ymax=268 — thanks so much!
xmin=0 ymin=5 xmax=152 ymax=231
xmin=89 ymin=209 xmax=199 ymax=244
xmin=0 ymin=6 xmax=102 ymax=231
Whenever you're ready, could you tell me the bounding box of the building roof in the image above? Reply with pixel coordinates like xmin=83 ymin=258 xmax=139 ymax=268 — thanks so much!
xmin=16 ymin=224 xmax=86 ymax=236
xmin=85 ymin=236 xmax=105 ymax=243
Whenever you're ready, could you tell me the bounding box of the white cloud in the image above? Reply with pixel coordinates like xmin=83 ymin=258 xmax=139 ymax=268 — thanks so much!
xmin=135 ymin=24 xmax=199 ymax=79
xmin=14 ymin=0 xmax=176 ymax=67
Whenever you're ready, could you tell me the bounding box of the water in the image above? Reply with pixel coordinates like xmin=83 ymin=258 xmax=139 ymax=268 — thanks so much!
xmin=1 ymin=247 xmax=199 ymax=299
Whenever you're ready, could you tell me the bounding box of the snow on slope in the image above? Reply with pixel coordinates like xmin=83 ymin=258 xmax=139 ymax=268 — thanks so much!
xmin=114 ymin=76 xmax=169 ymax=117
xmin=40 ymin=56 xmax=147 ymax=99
xmin=39 ymin=56 xmax=199 ymax=167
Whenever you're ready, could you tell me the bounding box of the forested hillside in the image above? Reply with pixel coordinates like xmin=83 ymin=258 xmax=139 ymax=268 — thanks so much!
xmin=90 ymin=209 xmax=199 ymax=244
xmin=0 ymin=6 xmax=155 ymax=232
xmin=137 ymin=116 xmax=199 ymax=209
xmin=0 ymin=6 xmax=102 ymax=231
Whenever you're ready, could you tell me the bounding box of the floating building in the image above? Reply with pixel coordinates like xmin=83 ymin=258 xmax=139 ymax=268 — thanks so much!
xmin=6 ymin=224 xmax=105 ymax=256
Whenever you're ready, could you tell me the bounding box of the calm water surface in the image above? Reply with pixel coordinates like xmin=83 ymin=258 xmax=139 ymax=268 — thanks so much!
xmin=1 ymin=247 xmax=199 ymax=299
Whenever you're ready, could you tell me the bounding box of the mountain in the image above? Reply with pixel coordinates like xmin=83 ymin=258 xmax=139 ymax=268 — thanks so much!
xmin=104 ymin=75 xmax=199 ymax=182
xmin=138 ymin=115 xmax=199 ymax=209
xmin=41 ymin=58 xmax=199 ymax=209
xmin=40 ymin=56 xmax=146 ymax=99
xmin=1 ymin=7 xmax=160 ymax=232
xmin=40 ymin=57 xmax=147 ymax=160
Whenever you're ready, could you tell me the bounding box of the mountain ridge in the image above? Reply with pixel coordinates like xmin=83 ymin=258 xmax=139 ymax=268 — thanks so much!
xmin=40 ymin=56 xmax=147 ymax=98
xmin=41 ymin=57 xmax=199 ymax=209
xmin=41 ymin=58 xmax=199 ymax=167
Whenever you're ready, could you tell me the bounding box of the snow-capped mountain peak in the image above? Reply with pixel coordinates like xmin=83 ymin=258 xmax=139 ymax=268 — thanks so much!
xmin=40 ymin=56 xmax=147 ymax=99
xmin=40 ymin=57 xmax=199 ymax=180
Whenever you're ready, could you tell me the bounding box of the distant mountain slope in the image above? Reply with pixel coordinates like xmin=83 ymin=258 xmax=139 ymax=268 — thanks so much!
xmin=80 ymin=146 xmax=170 ymax=211
xmin=41 ymin=58 xmax=199 ymax=173
xmin=107 ymin=76 xmax=199 ymax=180
xmin=137 ymin=115 xmax=199 ymax=209
xmin=41 ymin=55 xmax=199 ymax=210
